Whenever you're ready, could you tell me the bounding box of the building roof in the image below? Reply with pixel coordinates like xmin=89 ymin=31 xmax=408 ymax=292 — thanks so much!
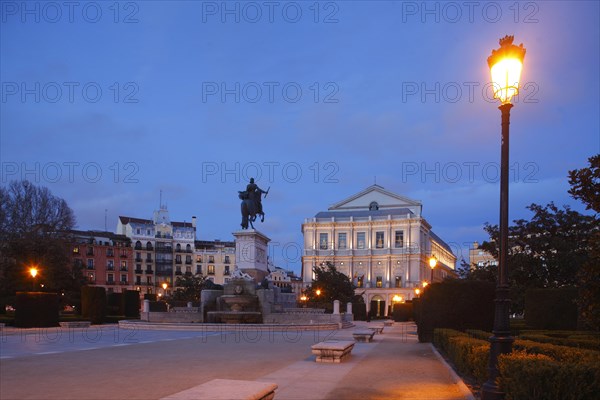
xmin=315 ymin=208 xmax=415 ymax=219
xmin=429 ymin=230 xmax=453 ymax=253
xmin=328 ymin=185 xmax=422 ymax=211
xmin=119 ymin=216 xmax=152 ymax=225
xmin=66 ymin=229 xmax=131 ymax=243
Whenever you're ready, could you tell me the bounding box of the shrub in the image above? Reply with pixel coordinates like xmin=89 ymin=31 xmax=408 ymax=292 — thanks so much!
xmin=107 ymin=292 xmax=124 ymax=315
xmin=123 ymin=290 xmax=140 ymax=318
xmin=144 ymin=293 xmax=157 ymax=301
xmin=392 ymin=302 xmax=413 ymax=322
xmin=525 ymin=288 xmax=579 ymax=330
xmin=519 ymin=333 xmax=600 ymax=351
xmin=81 ymin=286 xmax=106 ymax=324
xmin=433 ymin=329 xmax=489 ymax=383
xmin=499 ymin=351 xmax=600 ymax=400
xmin=149 ymin=301 xmax=168 ymax=312
xmin=417 ymin=280 xmax=495 ymax=342
xmin=352 ymin=302 xmax=367 ymax=321
xmin=513 ymin=339 xmax=600 ymax=364
xmin=14 ymin=292 xmax=59 ymax=328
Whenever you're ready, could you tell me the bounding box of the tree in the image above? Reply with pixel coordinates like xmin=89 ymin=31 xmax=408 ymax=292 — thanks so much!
xmin=480 ymin=202 xmax=596 ymax=314
xmin=304 ymin=262 xmax=356 ymax=311
xmin=456 ymin=258 xmax=496 ymax=282
xmin=569 ymin=154 xmax=600 ymax=213
xmin=569 ymin=154 xmax=600 ymax=330
xmin=171 ymin=274 xmax=206 ymax=302
xmin=0 ymin=181 xmax=79 ymax=304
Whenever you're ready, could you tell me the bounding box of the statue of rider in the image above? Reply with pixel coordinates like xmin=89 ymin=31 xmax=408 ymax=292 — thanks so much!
xmin=246 ymin=178 xmax=267 ymax=215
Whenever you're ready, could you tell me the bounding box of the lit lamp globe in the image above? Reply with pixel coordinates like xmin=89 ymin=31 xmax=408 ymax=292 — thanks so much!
xmin=487 ymin=35 xmax=526 ymax=104
xmin=29 ymin=267 xmax=38 ymax=278
xmin=429 ymin=257 xmax=437 ymax=269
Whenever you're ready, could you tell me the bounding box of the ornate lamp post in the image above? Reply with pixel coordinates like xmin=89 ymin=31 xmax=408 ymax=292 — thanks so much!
xmin=429 ymin=257 xmax=437 ymax=283
xmin=481 ymin=35 xmax=526 ymax=400
xmin=162 ymin=282 xmax=168 ymax=297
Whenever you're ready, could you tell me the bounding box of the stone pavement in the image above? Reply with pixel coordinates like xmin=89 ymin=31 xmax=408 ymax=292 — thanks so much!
xmin=0 ymin=321 xmax=474 ymax=400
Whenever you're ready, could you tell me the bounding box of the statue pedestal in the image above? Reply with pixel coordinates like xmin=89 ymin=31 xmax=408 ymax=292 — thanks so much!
xmin=232 ymin=230 xmax=270 ymax=283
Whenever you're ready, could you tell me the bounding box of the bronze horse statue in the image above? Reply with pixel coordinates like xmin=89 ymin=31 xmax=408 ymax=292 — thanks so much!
xmin=239 ymin=189 xmax=265 ymax=229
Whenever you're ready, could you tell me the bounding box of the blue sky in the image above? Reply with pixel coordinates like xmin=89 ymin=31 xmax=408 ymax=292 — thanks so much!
xmin=1 ymin=1 xmax=599 ymax=273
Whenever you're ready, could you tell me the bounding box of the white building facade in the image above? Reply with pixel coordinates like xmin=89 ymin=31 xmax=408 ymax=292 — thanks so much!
xmin=301 ymin=185 xmax=457 ymax=317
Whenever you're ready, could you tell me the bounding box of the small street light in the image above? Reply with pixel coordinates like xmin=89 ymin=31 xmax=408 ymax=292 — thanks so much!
xmin=29 ymin=267 xmax=38 ymax=291
xmin=481 ymin=35 xmax=526 ymax=400
xmin=315 ymin=289 xmax=321 ymax=296
xmin=414 ymin=288 xmax=421 ymax=297
xmin=162 ymin=282 xmax=168 ymax=297
xmin=429 ymin=257 xmax=437 ymax=283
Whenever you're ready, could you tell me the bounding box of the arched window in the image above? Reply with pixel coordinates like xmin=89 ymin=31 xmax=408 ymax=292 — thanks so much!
xmin=369 ymin=201 xmax=379 ymax=211
xmin=146 ymin=241 xmax=153 ymax=250
xmin=135 ymin=241 xmax=142 ymax=250
xmin=186 ymin=244 xmax=191 ymax=252
xmin=176 ymin=243 xmax=181 ymax=251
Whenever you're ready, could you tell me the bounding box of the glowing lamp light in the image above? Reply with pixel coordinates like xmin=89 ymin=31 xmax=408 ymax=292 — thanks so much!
xmin=487 ymin=35 xmax=526 ymax=104
xmin=315 ymin=289 xmax=321 ymax=296
xmin=162 ymin=283 xmax=168 ymax=290
xmin=422 ymin=282 xmax=429 ymax=288
xmin=300 ymin=295 xmax=307 ymax=302
xmin=429 ymin=257 xmax=437 ymax=269
xmin=414 ymin=288 xmax=421 ymax=296
xmin=392 ymin=295 xmax=403 ymax=302
xmin=29 ymin=267 xmax=38 ymax=278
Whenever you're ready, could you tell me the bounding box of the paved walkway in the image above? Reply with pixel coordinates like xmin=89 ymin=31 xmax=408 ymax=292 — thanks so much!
xmin=0 ymin=321 xmax=473 ymax=400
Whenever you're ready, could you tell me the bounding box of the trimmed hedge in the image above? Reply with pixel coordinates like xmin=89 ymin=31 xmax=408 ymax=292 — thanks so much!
xmin=434 ymin=328 xmax=600 ymax=400
xmin=149 ymin=301 xmax=168 ymax=312
xmin=499 ymin=351 xmax=600 ymax=400
xmin=519 ymin=333 xmax=600 ymax=351
xmin=81 ymin=286 xmax=106 ymax=324
xmin=416 ymin=280 xmax=495 ymax=342
xmin=392 ymin=302 xmax=413 ymax=322
xmin=124 ymin=290 xmax=140 ymax=318
xmin=525 ymin=288 xmax=579 ymax=330
xmin=352 ymin=302 xmax=367 ymax=321
xmin=107 ymin=292 xmax=124 ymax=315
xmin=15 ymin=292 xmax=59 ymax=328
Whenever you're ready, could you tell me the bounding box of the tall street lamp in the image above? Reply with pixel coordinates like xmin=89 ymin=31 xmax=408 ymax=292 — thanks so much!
xmin=162 ymin=282 xmax=168 ymax=297
xmin=29 ymin=267 xmax=38 ymax=291
xmin=429 ymin=257 xmax=437 ymax=283
xmin=481 ymin=35 xmax=526 ymax=400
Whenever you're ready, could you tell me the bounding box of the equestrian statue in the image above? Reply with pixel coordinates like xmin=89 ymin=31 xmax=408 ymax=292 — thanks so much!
xmin=239 ymin=178 xmax=269 ymax=229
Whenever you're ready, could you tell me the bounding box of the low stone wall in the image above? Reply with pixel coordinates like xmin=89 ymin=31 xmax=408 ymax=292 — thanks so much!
xmin=141 ymin=312 xmax=203 ymax=323
xmin=262 ymin=312 xmax=344 ymax=325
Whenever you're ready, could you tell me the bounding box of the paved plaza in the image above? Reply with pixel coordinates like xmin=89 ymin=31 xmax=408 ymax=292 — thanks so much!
xmin=0 ymin=322 xmax=473 ymax=400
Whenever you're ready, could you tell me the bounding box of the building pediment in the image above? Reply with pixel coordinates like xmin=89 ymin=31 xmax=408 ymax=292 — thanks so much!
xmin=328 ymin=185 xmax=422 ymax=215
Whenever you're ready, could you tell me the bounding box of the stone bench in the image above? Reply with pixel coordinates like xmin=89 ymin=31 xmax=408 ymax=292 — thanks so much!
xmin=311 ymin=340 xmax=355 ymax=363
xmin=353 ymin=329 xmax=375 ymax=343
xmin=160 ymin=378 xmax=278 ymax=400
xmin=59 ymin=321 xmax=91 ymax=328
xmin=368 ymin=325 xmax=384 ymax=334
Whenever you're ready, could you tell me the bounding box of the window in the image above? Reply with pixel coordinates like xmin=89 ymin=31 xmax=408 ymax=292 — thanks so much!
xmin=357 ymin=275 xmax=364 ymax=288
xmin=185 ymin=266 xmax=191 ymax=274
xmin=338 ymin=233 xmax=347 ymax=249
xmin=376 ymin=232 xmax=384 ymax=249
xmin=146 ymin=229 xmax=150 ymax=236
xmin=357 ymin=232 xmax=366 ymax=249
xmin=319 ymin=233 xmax=328 ymax=250
xmin=196 ymin=255 xmax=202 ymax=263
xmin=73 ymin=246 xmax=79 ymax=254
xmin=376 ymin=276 xmax=383 ymax=288
xmin=196 ymin=265 xmax=202 ymax=275
xmin=224 ymin=256 xmax=230 ymax=264
xmin=176 ymin=255 xmax=182 ymax=263
xmin=186 ymin=244 xmax=191 ymax=252
xmin=107 ymin=274 xmax=114 ymax=283
xmin=107 ymin=260 xmax=114 ymax=270
xmin=224 ymin=265 xmax=230 ymax=275
xmin=135 ymin=276 xmax=141 ymax=285
xmin=185 ymin=255 xmax=192 ymax=264
xmin=369 ymin=201 xmax=379 ymax=211
xmin=87 ymin=259 xmax=94 ymax=269
xmin=146 ymin=253 xmax=152 ymax=262
xmin=207 ymin=265 xmax=215 ymax=275
xmin=395 ymin=276 xmax=402 ymax=288
xmin=146 ymin=241 xmax=153 ymax=250
xmin=146 ymin=276 xmax=152 ymax=284
xmin=106 ymin=248 xmax=114 ymax=257
xmin=136 ymin=228 xmax=141 ymax=235
xmin=121 ymin=274 xmax=127 ymax=283
xmin=176 ymin=244 xmax=181 ymax=252
xmin=209 ymin=256 xmax=214 ymax=263
xmin=477 ymin=261 xmax=485 ymax=267
xmin=394 ymin=231 xmax=404 ymax=248
xmin=88 ymin=273 xmax=95 ymax=283
xmin=121 ymin=261 xmax=127 ymax=270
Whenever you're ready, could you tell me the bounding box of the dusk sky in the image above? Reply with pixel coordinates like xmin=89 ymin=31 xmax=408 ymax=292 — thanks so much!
xmin=1 ymin=1 xmax=598 ymax=273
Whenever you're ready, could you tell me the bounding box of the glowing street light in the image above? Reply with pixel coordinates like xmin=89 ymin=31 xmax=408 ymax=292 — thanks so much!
xmin=315 ymin=289 xmax=321 ymax=296
xmin=414 ymin=288 xmax=421 ymax=297
xmin=429 ymin=257 xmax=437 ymax=283
xmin=29 ymin=267 xmax=38 ymax=291
xmin=481 ymin=35 xmax=526 ymax=400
